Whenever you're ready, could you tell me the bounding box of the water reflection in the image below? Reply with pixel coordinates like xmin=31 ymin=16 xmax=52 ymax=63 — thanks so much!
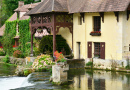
xmin=1 ymin=62 xmax=130 ymax=90
xmin=69 ymin=69 xmax=130 ymax=90
xmin=0 ymin=63 xmax=16 ymax=76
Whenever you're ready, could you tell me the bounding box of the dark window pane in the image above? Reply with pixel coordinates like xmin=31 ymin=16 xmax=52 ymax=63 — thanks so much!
xmin=94 ymin=16 xmax=101 ymax=31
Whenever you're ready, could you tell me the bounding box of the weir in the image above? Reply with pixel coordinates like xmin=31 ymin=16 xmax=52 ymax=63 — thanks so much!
xmin=67 ymin=59 xmax=85 ymax=69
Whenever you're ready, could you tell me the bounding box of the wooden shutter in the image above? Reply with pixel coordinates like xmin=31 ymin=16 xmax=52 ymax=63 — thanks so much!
xmin=100 ymin=42 xmax=105 ymax=59
xmin=88 ymin=42 xmax=92 ymax=58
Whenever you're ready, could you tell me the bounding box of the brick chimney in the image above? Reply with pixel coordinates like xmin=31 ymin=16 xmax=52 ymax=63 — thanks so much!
xmin=18 ymin=1 xmax=24 ymax=7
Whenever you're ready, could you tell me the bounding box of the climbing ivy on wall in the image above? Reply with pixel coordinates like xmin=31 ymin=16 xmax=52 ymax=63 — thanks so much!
xmin=2 ymin=19 xmax=31 ymax=56
xmin=18 ymin=19 xmax=31 ymax=56
xmin=2 ymin=20 xmax=17 ymax=55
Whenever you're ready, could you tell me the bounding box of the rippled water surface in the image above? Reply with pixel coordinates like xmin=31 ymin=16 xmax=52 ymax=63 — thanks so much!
xmin=0 ymin=63 xmax=130 ymax=90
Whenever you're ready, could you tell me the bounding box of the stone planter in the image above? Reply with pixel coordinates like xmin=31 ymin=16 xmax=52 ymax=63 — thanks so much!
xmin=51 ymin=61 xmax=69 ymax=84
xmin=56 ymin=61 xmax=67 ymax=65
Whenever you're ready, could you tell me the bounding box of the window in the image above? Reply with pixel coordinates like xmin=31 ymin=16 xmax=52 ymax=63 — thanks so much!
xmin=94 ymin=16 xmax=101 ymax=31
xmin=129 ymin=44 xmax=130 ymax=51
xmin=88 ymin=42 xmax=105 ymax=59
xmin=94 ymin=43 xmax=100 ymax=58
xmin=78 ymin=16 xmax=82 ymax=25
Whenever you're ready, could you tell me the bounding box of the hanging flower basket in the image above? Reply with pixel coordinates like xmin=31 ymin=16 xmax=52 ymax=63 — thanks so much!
xmin=37 ymin=29 xmax=42 ymax=33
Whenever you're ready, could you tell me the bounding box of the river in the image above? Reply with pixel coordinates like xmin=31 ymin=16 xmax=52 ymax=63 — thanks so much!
xmin=0 ymin=63 xmax=130 ymax=90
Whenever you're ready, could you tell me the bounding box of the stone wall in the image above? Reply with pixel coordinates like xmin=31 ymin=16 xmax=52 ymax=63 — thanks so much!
xmin=85 ymin=58 xmax=128 ymax=69
xmin=0 ymin=56 xmax=36 ymax=66
xmin=67 ymin=59 xmax=85 ymax=69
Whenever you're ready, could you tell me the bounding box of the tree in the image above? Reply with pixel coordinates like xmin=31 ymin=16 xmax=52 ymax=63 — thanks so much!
xmin=0 ymin=0 xmax=3 ymax=27
xmin=1 ymin=0 xmax=41 ymax=27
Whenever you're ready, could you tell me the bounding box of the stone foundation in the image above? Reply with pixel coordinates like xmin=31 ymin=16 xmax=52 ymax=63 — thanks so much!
xmin=85 ymin=58 xmax=128 ymax=69
xmin=51 ymin=62 xmax=69 ymax=84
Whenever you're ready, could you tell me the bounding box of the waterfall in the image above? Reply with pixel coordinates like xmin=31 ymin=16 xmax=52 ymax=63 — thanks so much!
xmin=0 ymin=77 xmax=26 ymax=90
xmin=20 ymin=73 xmax=34 ymax=87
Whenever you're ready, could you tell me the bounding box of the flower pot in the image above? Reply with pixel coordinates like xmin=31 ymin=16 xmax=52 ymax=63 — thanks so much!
xmin=90 ymin=33 xmax=101 ymax=36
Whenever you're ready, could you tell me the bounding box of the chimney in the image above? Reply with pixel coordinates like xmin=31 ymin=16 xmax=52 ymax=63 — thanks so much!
xmin=18 ymin=1 xmax=24 ymax=7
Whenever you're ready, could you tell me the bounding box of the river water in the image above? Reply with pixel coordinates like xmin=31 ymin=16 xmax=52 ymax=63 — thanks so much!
xmin=0 ymin=63 xmax=130 ymax=90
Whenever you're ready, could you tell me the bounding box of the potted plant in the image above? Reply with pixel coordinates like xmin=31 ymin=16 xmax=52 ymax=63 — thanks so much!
xmin=54 ymin=51 xmax=67 ymax=65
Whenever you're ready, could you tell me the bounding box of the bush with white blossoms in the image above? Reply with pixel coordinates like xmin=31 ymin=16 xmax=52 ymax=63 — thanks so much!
xmin=32 ymin=54 xmax=54 ymax=69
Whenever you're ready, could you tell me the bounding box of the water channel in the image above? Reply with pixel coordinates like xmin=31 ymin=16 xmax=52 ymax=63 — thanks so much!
xmin=0 ymin=63 xmax=130 ymax=90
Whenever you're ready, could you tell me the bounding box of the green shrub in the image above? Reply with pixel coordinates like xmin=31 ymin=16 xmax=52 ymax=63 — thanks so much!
xmin=2 ymin=20 xmax=17 ymax=55
xmin=39 ymin=35 xmax=71 ymax=55
xmin=125 ymin=65 xmax=130 ymax=69
xmin=24 ymin=70 xmax=30 ymax=76
xmin=39 ymin=35 xmax=53 ymax=55
xmin=0 ymin=49 xmax=5 ymax=56
xmin=33 ymin=46 xmax=40 ymax=56
xmin=86 ymin=61 xmax=93 ymax=67
xmin=2 ymin=55 xmax=10 ymax=63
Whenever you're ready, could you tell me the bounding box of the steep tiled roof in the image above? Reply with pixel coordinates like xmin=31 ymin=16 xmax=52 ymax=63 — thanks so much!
xmin=0 ymin=2 xmax=40 ymax=36
xmin=19 ymin=16 xmax=30 ymax=20
xmin=26 ymin=0 xmax=68 ymax=15
xmin=0 ymin=12 xmax=17 ymax=36
xmin=68 ymin=0 xmax=130 ymax=13
xmin=0 ymin=25 xmax=5 ymax=36
xmin=14 ymin=2 xmax=41 ymax=12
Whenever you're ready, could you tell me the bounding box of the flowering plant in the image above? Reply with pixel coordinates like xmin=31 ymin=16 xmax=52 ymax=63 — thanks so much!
xmin=54 ymin=51 xmax=66 ymax=62
xmin=91 ymin=31 xmax=101 ymax=33
xmin=32 ymin=54 xmax=54 ymax=69
xmin=13 ymin=50 xmax=22 ymax=58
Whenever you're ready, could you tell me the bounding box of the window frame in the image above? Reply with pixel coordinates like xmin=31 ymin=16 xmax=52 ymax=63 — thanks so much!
xmin=93 ymin=16 xmax=101 ymax=32
xmin=94 ymin=42 xmax=101 ymax=58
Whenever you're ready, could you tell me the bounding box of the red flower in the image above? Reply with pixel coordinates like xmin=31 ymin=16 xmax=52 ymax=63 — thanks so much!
xmin=91 ymin=31 xmax=101 ymax=33
xmin=54 ymin=51 xmax=64 ymax=62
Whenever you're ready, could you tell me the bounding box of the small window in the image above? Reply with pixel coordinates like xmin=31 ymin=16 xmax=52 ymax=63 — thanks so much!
xmin=78 ymin=16 xmax=82 ymax=25
xmin=94 ymin=42 xmax=100 ymax=58
xmin=94 ymin=16 xmax=101 ymax=31
xmin=129 ymin=44 xmax=130 ymax=51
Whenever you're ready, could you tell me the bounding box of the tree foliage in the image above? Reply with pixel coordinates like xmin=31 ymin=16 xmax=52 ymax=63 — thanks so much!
xmin=2 ymin=20 xmax=17 ymax=55
xmin=0 ymin=0 xmax=41 ymax=27
xmin=18 ymin=19 xmax=31 ymax=56
xmin=2 ymin=19 xmax=31 ymax=56
xmin=39 ymin=35 xmax=71 ymax=55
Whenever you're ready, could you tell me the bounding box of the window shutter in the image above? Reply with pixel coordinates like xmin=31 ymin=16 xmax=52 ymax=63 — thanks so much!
xmin=88 ymin=42 xmax=92 ymax=58
xmin=100 ymin=42 xmax=105 ymax=59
